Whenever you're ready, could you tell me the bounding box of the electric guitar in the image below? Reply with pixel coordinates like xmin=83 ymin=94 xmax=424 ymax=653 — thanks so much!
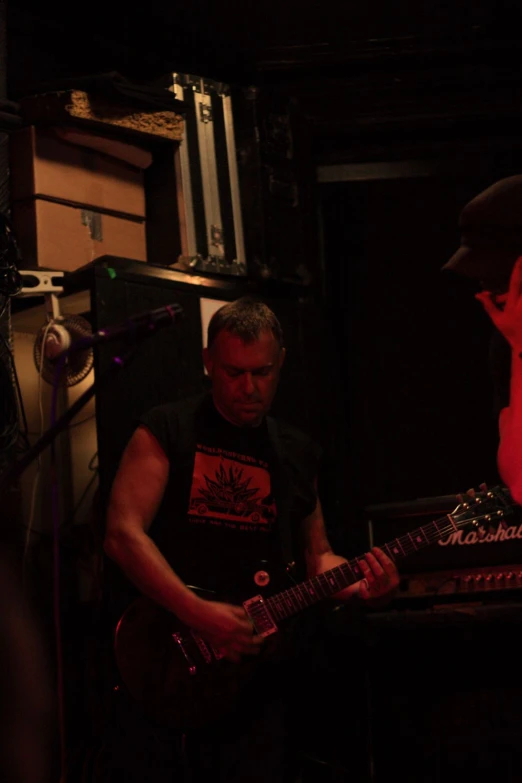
xmin=114 ymin=484 xmax=516 ymax=729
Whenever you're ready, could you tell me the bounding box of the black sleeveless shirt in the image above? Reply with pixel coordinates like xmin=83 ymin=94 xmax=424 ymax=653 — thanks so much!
xmin=138 ymin=393 xmax=321 ymax=594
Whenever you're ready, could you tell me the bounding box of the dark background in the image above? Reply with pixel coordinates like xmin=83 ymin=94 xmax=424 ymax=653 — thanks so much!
xmin=9 ymin=0 xmax=520 ymax=514
xmin=5 ymin=2 xmax=522 ymax=781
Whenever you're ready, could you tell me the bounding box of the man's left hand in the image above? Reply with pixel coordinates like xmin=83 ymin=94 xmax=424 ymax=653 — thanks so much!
xmin=356 ymin=546 xmax=400 ymax=605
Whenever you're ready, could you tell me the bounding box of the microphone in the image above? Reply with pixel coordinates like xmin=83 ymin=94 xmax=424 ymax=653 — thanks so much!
xmin=66 ymin=302 xmax=185 ymax=353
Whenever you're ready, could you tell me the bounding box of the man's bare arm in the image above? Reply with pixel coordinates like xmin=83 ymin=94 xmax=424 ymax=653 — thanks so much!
xmin=104 ymin=425 xmax=262 ymax=660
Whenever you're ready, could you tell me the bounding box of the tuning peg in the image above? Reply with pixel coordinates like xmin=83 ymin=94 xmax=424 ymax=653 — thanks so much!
xmin=466 ymin=488 xmax=476 ymax=498
xmin=479 ymin=515 xmax=494 ymax=534
xmin=479 ymin=483 xmax=488 ymax=492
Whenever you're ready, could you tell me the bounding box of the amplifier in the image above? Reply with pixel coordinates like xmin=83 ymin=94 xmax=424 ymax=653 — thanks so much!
xmin=394 ymin=562 xmax=522 ymax=608
xmin=365 ymin=488 xmax=522 ymax=574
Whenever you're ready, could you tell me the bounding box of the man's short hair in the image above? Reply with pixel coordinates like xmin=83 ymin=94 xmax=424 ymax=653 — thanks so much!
xmin=207 ymin=297 xmax=284 ymax=350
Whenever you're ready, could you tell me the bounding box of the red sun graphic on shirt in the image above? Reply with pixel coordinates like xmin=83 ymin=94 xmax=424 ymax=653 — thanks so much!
xmin=188 ymin=448 xmax=276 ymax=530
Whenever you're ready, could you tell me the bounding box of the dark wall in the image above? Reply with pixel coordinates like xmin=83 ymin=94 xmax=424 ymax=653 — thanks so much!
xmin=320 ymin=173 xmax=508 ymax=513
xmin=366 ymin=605 xmax=522 ymax=782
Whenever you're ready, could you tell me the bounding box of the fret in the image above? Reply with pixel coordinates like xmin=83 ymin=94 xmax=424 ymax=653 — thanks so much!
xmin=301 ymin=584 xmax=317 ymax=607
xmin=413 ymin=527 xmax=430 ymax=547
xmin=400 ymin=535 xmax=416 ymax=556
xmin=446 ymin=513 xmax=458 ymax=532
xmin=431 ymin=519 xmax=443 ymax=540
xmin=293 ymin=585 xmax=313 ymax=608
xmin=272 ymin=594 xmax=289 ymax=620
xmin=406 ymin=531 xmax=420 ymax=552
xmin=282 ymin=597 xmax=293 ymax=619
xmin=313 ymin=574 xmax=328 ymax=598
xmin=324 ymin=569 xmax=344 ymax=593
xmin=386 ymin=539 xmax=405 ymax=559
xmin=266 ymin=595 xmax=284 ymax=622
xmin=305 ymin=582 xmax=318 ymax=600
xmin=346 ymin=560 xmax=362 ymax=583
xmin=290 ymin=586 xmax=307 ymax=606
xmin=421 ymin=521 xmax=437 ymax=543
xmin=284 ymin=593 xmax=296 ymax=613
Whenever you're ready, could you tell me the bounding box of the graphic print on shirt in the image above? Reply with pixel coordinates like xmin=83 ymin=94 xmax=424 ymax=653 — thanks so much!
xmin=188 ymin=443 xmax=277 ymax=531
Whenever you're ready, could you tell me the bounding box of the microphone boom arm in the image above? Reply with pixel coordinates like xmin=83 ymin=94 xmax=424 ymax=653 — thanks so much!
xmin=0 ymin=300 xmax=184 ymax=490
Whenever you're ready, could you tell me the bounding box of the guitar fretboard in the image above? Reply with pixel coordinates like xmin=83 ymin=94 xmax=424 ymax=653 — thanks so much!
xmin=264 ymin=514 xmax=471 ymax=623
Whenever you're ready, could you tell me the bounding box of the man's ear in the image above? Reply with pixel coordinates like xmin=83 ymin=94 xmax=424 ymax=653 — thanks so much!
xmin=279 ymin=347 xmax=286 ymax=369
xmin=203 ymin=347 xmax=212 ymax=376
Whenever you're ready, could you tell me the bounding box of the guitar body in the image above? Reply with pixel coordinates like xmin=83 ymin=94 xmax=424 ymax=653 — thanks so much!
xmin=114 ymin=563 xmax=296 ymax=730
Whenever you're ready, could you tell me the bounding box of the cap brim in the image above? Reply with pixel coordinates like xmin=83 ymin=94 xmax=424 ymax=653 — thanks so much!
xmin=442 ymin=245 xmax=519 ymax=280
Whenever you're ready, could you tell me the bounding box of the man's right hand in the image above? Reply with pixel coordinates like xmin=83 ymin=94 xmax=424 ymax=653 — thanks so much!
xmin=186 ymin=599 xmax=264 ymax=663
xmin=475 ymin=256 xmax=522 ymax=351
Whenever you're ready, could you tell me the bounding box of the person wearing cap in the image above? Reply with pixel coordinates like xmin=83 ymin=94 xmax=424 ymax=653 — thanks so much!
xmin=443 ymin=175 xmax=522 ymax=504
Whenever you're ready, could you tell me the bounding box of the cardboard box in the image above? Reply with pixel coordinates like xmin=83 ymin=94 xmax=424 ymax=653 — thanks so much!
xmin=10 ymin=125 xmax=146 ymax=217
xmin=12 ymin=198 xmax=147 ymax=272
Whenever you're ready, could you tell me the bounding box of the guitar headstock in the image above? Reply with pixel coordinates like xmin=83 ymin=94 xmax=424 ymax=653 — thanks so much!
xmin=453 ymin=483 xmax=517 ymax=537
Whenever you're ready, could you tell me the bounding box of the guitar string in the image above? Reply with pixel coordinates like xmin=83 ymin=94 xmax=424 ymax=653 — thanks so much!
xmin=252 ymin=495 xmax=510 ymax=624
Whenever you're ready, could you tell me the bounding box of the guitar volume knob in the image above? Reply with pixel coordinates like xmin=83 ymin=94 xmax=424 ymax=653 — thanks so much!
xmin=254 ymin=570 xmax=270 ymax=587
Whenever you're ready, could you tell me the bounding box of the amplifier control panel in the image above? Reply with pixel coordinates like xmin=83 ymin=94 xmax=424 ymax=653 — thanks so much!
xmin=395 ymin=563 xmax=522 ymax=603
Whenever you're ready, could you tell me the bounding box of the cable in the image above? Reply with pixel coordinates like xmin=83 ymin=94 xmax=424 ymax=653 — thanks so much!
xmin=66 ymin=413 xmax=96 ymax=429
xmin=0 ymin=329 xmax=30 ymax=453
xmin=0 ymin=348 xmax=19 ymax=452
xmin=26 ymin=414 xmax=96 ymax=436
xmin=61 ymin=464 xmax=99 ymax=533
xmin=0 ymin=293 xmax=8 ymax=320
xmin=23 ymin=320 xmax=54 ymax=583
xmin=50 ymin=350 xmax=70 ymax=783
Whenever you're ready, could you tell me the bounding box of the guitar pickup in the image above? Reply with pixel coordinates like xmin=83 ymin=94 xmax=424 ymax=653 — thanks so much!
xmin=172 ymin=632 xmax=197 ymax=675
xmin=190 ymin=630 xmax=213 ymax=664
xmin=243 ymin=596 xmax=278 ymax=637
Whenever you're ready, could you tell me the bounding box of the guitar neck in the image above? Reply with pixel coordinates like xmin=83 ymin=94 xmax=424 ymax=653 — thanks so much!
xmin=265 ymin=512 xmax=461 ymax=623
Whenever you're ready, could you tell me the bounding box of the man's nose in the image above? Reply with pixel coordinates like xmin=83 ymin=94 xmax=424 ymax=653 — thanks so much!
xmin=242 ymin=373 xmax=255 ymax=395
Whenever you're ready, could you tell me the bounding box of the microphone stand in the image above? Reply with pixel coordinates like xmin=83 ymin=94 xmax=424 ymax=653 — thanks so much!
xmin=0 ymin=348 xmax=134 ymax=493
xmin=0 ymin=309 xmax=183 ymax=783
xmin=0 ymin=344 xmax=144 ymax=783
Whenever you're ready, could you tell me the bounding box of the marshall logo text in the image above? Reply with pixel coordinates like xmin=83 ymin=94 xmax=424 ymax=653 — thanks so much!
xmin=439 ymin=522 xmax=522 ymax=547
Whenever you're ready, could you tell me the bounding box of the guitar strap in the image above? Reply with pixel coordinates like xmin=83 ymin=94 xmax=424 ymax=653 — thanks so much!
xmin=266 ymin=415 xmax=295 ymax=569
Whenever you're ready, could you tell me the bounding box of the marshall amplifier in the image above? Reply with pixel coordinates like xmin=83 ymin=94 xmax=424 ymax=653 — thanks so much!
xmin=364 ymin=486 xmax=522 ymax=605
xmin=363 ymin=487 xmax=522 ymax=782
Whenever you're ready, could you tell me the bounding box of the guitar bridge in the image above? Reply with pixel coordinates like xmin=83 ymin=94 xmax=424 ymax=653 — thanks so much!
xmin=243 ymin=595 xmax=278 ymax=637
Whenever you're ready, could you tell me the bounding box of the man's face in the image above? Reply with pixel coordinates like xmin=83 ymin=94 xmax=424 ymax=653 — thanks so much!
xmin=203 ymin=329 xmax=285 ymax=427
